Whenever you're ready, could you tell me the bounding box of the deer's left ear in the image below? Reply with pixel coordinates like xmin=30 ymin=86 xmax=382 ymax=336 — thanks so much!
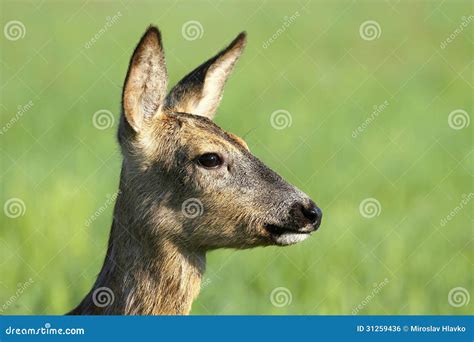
xmin=164 ymin=32 xmax=246 ymax=120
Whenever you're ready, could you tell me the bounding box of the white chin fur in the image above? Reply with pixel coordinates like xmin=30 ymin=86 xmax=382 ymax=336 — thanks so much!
xmin=275 ymin=233 xmax=310 ymax=245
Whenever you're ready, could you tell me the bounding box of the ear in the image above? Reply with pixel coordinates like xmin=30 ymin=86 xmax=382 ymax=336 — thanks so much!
xmin=122 ymin=26 xmax=168 ymax=132
xmin=164 ymin=32 xmax=246 ymax=120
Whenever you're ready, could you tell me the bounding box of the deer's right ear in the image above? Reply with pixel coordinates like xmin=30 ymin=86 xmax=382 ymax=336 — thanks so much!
xmin=122 ymin=26 xmax=168 ymax=132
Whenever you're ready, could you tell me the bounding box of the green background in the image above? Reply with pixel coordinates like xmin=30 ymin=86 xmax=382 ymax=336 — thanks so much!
xmin=0 ymin=0 xmax=472 ymax=315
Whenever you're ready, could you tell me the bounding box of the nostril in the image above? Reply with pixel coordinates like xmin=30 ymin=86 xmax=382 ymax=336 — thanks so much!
xmin=301 ymin=203 xmax=322 ymax=225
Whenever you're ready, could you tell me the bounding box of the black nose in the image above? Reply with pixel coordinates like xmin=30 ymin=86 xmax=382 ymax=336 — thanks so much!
xmin=301 ymin=202 xmax=322 ymax=228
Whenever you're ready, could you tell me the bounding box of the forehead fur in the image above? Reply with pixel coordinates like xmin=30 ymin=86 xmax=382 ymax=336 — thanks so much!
xmin=169 ymin=112 xmax=249 ymax=152
xmin=133 ymin=112 xmax=251 ymax=167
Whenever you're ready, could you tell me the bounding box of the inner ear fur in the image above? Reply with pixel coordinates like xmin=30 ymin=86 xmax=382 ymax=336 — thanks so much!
xmin=122 ymin=26 xmax=168 ymax=133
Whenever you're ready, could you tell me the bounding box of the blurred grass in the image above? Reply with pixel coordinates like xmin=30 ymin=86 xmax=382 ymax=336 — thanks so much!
xmin=0 ymin=0 xmax=472 ymax=315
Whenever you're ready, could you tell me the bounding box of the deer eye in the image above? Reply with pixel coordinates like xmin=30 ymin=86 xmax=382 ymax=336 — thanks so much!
xmin=197 ymin=153 xmax=223 ymax=168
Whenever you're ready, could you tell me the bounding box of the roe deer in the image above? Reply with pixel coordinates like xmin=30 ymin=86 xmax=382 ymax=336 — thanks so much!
xmin=68 ymin=26 xmax=322 ymax=315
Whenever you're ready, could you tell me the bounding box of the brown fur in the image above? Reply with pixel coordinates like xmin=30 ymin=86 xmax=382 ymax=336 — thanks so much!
xmin=68 ymin=26 xmax=321 ymax=315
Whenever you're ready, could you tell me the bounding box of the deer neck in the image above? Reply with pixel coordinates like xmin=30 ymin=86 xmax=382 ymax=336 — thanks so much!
xmin=71 ymin=183 xmax=206 ymax=315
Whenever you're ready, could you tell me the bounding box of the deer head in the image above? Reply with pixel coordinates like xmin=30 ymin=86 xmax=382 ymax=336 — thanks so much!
xmin=118 ymin=26 xmax=322 ymax=250
xmin=68 ymin=26 xmax=323 ymax=315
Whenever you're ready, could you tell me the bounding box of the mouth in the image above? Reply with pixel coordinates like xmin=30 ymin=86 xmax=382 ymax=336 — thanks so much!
xmin=263 ymin=224 xmax=312 ymax=246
